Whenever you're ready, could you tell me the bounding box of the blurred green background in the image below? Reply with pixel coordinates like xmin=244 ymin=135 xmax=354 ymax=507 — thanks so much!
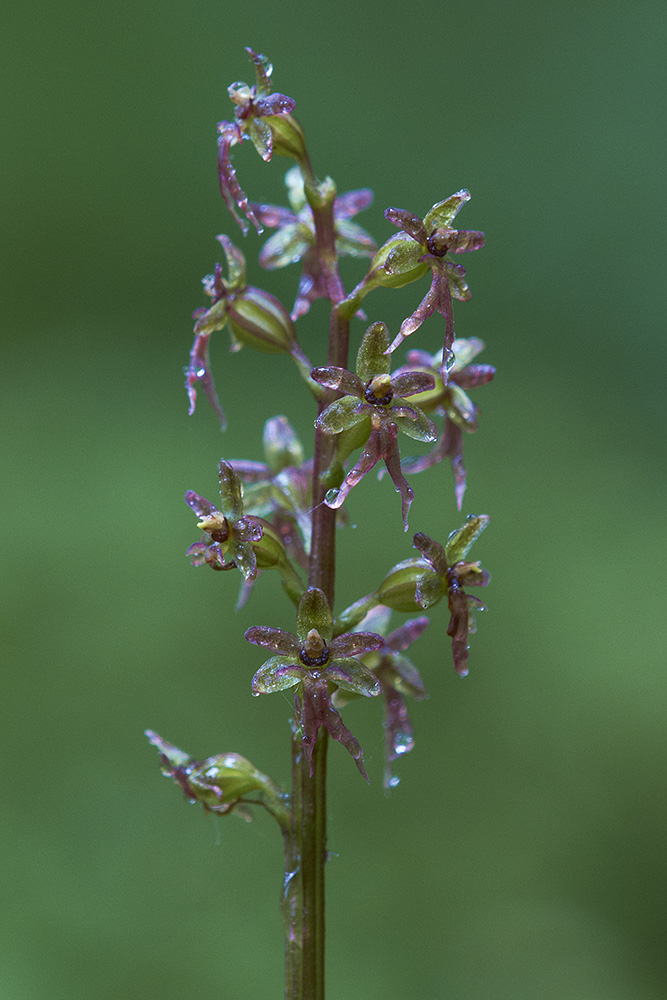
xmin=3 ymin=0 xmax=666 ymax=997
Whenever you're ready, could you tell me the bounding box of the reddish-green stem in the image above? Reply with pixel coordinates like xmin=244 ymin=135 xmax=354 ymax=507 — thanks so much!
xmin=284 ymin=186 xmax=349 ymax=1000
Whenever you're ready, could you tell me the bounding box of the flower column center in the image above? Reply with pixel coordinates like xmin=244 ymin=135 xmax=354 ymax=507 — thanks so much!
xmin=364 ymin=374 xmax=393 ymax=407
xmin=426 ymin=227 xmax=454 ymax=257
xmin=299 ymin=628 xmax=331 ymax=668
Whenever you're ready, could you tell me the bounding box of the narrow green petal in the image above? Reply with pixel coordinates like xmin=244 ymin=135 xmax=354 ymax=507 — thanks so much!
xmin=446 ymin=263 xmax=471 ymax=301
xmin=218 ymin=461 xmax=245 ymax=520
xmin=194 ymin=299 xmax=229 ymax=336
xmin=392 ymin=405 xmax=439 ymax=443
xmin=259 ymin=226 xmax=311 ymax=270
xmin=247 ymin=48 xmax=273 ymax=97
xmin=445 ymin=514 xmax=490 ymax=564
xmin=239 ymin=481 xmax=274 ymax=517
xmin=423 ymin=191 xmax=471 ymax=231
xmin=451 ymin=337 xmax=485 ymax=370
xmin=263 ymin=415 xmax=304 ymax=472
xmin=218 ymin=234 xmax=246 ymax=290
xmin=335 ymin=220 xmax=377 ymax=258
xmin=446 ymin=384 xmax=477 ymax=431
xmin=297 ymin=588 xmax=333 ymax=643
xmin=327 ymin=658 xmax=381 ymax=697
xmin=284 ymin=165 xmax=306 ymax=213
xmin=247 ymin=118 xmax=273 ymax=161
xmin=252 ymin=657 xmax=303 ymax=694
xmin=356 ymin=322 xmax=391 ymax=381
xmin=316 ymin=396 xmax=367 ymax=435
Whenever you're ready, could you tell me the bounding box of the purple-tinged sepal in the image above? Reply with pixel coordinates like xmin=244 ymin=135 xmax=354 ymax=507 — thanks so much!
xmin=145 ymin=730 xmax=288 ymax=828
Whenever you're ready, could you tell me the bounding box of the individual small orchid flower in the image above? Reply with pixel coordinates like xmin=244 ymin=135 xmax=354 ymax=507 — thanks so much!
xmin=249 ymin=166 xmax=377 ymax=320
xmin=245 ymin=588 xmax=383 ymax=779
xmin=392 ymin=338 xmax=496 ymax=509
xmin=311 ymin=321 xmax=437 ymax=530
xmin=336 ymin=515 xmax=490 ymax=676
xmin=185 ymin=235 xmax=314 ymax=428
xmin=411 ymin=517 xmax=490 ymax=677
xmin=145 ymin=731 xmax=288 ymax=827
xmin=344 ymin=192 xmax=484 ymax=381
xmin=185 ymin=460 xmax=304 ymax=605
xmin=334 ymin=606 xmax=428 ymax=790
xmin=216 ymin=48 xmax=309 ymax=235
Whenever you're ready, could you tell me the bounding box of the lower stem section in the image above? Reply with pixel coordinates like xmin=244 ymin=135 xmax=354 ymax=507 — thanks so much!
xmin=284 ymin=724 xmax=328 ymax=1000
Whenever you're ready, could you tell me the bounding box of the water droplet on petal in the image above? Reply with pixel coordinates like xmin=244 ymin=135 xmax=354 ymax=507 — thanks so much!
xmin=388 ymin=775 xmax=400 ymax=788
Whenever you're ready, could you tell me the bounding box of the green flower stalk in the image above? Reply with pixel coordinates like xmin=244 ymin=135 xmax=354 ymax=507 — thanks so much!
xmin=147 ymin=47 xmax=496 ymax=1000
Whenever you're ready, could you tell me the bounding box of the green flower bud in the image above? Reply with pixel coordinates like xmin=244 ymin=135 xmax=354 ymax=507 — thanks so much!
xmin=267 ymin=112 xmax=309 ymax=166
xmin=227 ymin=287 xmax=297 ymax=354
xmin=145 ymin=731 xmax=288 ymax=828
xmin=377 ymin=556 xmax=446 ymax=612
xmin=249 ymin=517 xmax=289 ymax=569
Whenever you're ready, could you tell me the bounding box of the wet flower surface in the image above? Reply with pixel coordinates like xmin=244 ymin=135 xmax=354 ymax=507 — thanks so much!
xmin=246 ymin=588 xmax=384 ymax=778
xmin=311 ymin=321 xmax=438 ymax=529
xmin=251 ymin=166 xmax=377 ymax=320
xmin=394 ymin=337 xmax=496 ymax=509
xmin=216 ymin=49 xmax=302 ymax=235
xmin=355 ymin=192 xmax=484 ymax=379
xmin=412 ymin=516 xmax=490 ymax=677
xmin=145 ymin=731 xmax=288 ymax=825
xmin=335 ymin=606 xmax=429 ymax=789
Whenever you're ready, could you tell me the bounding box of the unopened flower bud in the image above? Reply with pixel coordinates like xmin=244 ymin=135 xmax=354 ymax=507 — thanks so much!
xmin=228 ymin=287 xmax=297 ymax=354
xmin=377 ymin=557 xmax=446 ymax=613
xmin=266 ymin=112 xmax=309 ymax=166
